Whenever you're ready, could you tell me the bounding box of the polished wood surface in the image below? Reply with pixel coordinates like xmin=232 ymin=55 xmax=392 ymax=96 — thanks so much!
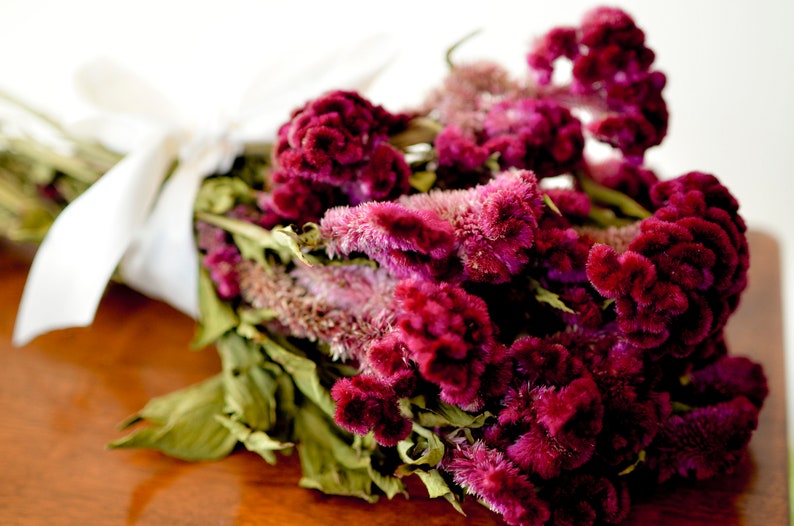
xmin=0 ymin=231 xmax=788 ymax=525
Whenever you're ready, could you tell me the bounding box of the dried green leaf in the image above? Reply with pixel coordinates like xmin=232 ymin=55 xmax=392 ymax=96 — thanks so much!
xmin=530 ymin=278 xmax=575 ymax=314
xmin=294 ymin=402 xmax=379 ymax=502
xmin=260 ymin=336 xmax=336 ymax=419
xmin=216 ymin=415 xmax=293 ymax=464
xmin=195 ymin=177 xmax=252 ymax=214
xmin=193 ymin=266 xmax=239 ymax=348
xmin=217 ymin=333 xmax=279 ymax=430
xmin=108 ymin=375 xmax=237 ymax=461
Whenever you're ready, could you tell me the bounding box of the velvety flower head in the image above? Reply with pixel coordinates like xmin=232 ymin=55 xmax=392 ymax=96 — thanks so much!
xmin=434 ymin=124 xmax=491 ymax=173
xmin=649 ymin=396 xmax=759 ymax=482
xmin=331 ymin=374 xmax=412 ymax=446
xmin=196 ymin=221 xmax=242 ymax=300
xmin=259 ymin=90 xmax=411 ymax=226
xmin=421 ymin=61 xmax=525 ymax=135
xmin=237 ymin=261 xmax=397 ymax=361
xmin=493 ymin=377 xmax=604 ymax=479
xmin=448 ymin=442 xmax=551 ymax=526
xmin=320 ymin=201 xmax=458 ymax=281
xmin=586 ymin=172 xmax=748 ymax=355
xmin=527 ymin=6 xmax=668 ymax=160
xmin=482 ymin=98 xmax=585 ymax=178
xmin=681 ymin=356 xmax=768 ymax=408
xmin=394 ymin=279 xmax=499 ymax=407
xmin=542 ymin=472 xmax=630 ymax=526
xmin=399 ymin=169 xmax=544 ymax=283
xmin=321 ymin=170 xmax=543 ymax=284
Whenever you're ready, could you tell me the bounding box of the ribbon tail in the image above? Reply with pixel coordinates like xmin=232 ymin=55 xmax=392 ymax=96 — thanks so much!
xmin=12 ymin=134 xmax=179 ymax=346
xmin=118 ymin=145 xmax=236 ymax=321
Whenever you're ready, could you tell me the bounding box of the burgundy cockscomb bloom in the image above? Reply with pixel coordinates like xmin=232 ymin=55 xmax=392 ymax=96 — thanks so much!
xmin=492 ymin=377 xmax=604 ymax=479
xmin=321 ymin=170 xmax=543 ymax=284
xmin=260 ymin=90 xmax=411 ymax=226
xmin=421 ymin=61 xmax=524 ymax=135
xmin=681 ymin=355 xmax=768 ymax=408
xmin=527 ymin=7 xmax=668 ymax=160
xmin=331 ymin=374 xmax=412 ymax=446
xmin=394 ymin=279 xmax=500 ymax=407
xmin=399 ymin=169 xmax=544 ymax=283
xmin=196 ymin=221 xmax=243 ymax=300
xmin=435 ymin=125 xmax=491 ymax=172
xmin=649 ymin=396 xmax=759 ymax=482
xmin=482 ymin=98 xmax=585 ymax=178
xmin=449 ymin=442 xmax=551 ymax=526
xmin=542 ymin=472 xmax=630 ymax=526
xmin=320 ymin=201 xmax=458 ymax=281
xmin=586 ymin=172 xmax=748 ymax=355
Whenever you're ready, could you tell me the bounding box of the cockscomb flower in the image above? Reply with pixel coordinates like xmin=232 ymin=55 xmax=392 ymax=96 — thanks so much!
xmin=196 ymin=221 xmax=243 ymax=299
xmin=527 ymin=6 xmax=668 ymax=160
xmin=541 ymin=472 xmax=630 ymax=526
xmin=320 ymin=169 xmax=543 ymax=284
xmin=237 ymin=261 xmax=397 ymax=360
xmin=394 ymin=279 xmax=501 ymax=408
xmin=679 ymin=355 xmax=768 ymax=409
xmin=448 ymin=442 xmax=551 ymax=526
xmin=421 ymin=61 xmax=525 ymax=135
xmin=586 ymin=172 xmax=748 ymax=355
xmin=320 ymin=201 xmax=459 ymax=281
xmin=482 ymin=98 xmax=584 ymax=178
xmin=488 ymin=376 xmax=604 ymax=479
xmin=260 ymin=90 xmax=411 ymax=226
xmin=331 ymin=374 xmax=412 ymax=446
xmin=649 ymin=396 xmax=759 ymax=482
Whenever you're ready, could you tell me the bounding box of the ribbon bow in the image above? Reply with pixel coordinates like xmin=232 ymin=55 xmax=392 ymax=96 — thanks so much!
xmin=13 ymin=35 xmax=397 ymax=346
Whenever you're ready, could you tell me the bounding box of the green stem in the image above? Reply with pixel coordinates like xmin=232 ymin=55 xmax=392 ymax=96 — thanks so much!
xmin=445 ymin=29 xmax=482 ymax=70
xmin=577 ymin=172 xmax=652 ymax=220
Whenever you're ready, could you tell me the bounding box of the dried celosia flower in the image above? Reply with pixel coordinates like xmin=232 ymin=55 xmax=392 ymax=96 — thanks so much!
xmin=331 ymin=374 xmax=412 ymax=446
xmin=649 ymin=396 xmax=759 ymax=482
xmin=448 ymin=442 xmax=551 ymax=526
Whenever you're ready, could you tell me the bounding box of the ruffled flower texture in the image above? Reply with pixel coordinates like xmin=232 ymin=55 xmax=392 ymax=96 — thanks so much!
xmin=586 ymin=172 xmax=749 ymax=356
xmin=260 ymin=90 xmax=412 ymax=227
xmin=527 ymin=6 xmax=668 ymax=161
xmin=320 ymin=169 xmax=544 ymax=284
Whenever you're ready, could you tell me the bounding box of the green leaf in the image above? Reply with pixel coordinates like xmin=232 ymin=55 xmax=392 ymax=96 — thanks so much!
xmin=193 ymin=266 xmax=239 ymax=348
xmin=529 ymin=278 xmax=575 ymax=314
xmin=195 ymin=176 xmax=253 ymax=214
xmin=397 ymin=424 xmax=445 ymax=468
xmin=414 ymin=469 xmax=466 ymax=515
xmin=578 ymin=173 xmax=651 ymax=220
xmin=542 ymin=193 xmax=562 ymax=216
xmin=409 ymin=170 xmax=437 ymax=192
xmin=271 ymin=223 xmax=322 ymax=266
xmin=217 ymin=333 xmax=279 ymax=431
xmin=293 ymin=402 xmax=379 ymax=502
xmin=108 ymin=375 xmax=237 ymax=461
xmin=260 ymin=336 xmax=337 ymax=419
xmin=414 ymin=401 xmax=492 ymax=430
xmin=216 ymin=415 xmax=293 ymax=464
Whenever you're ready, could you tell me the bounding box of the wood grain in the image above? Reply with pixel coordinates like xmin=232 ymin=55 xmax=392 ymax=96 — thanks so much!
xmin=0 ymin=231 xmax=788 ymax=525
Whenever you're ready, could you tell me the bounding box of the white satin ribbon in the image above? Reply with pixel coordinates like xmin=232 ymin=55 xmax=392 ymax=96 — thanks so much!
xmin=13 ymin=34 xmax=398 ymax=346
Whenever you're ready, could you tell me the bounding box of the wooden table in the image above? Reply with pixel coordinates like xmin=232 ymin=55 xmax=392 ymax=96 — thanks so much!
xmin=0 ymin=232 xmax=788 ymax=525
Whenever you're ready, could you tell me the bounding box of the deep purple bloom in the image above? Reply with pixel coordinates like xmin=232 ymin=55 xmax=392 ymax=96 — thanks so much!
xmin=586 ymin=172 xmax=748 ymax=355
xmin=650 ymin=396 xmax=759 ymax=482
xmin=331 ymin=374 xmax=412 ymax=446
xmin=448 ymin=442 xmax=551 ymax=526
xmin=542 ymin=472 xmax=630 ymax=526
xmin=482 ymin=98 xmax=584 ymax=178
xmin=395 ymin=279 xmax=499 ymax=408
xmin=259 ymin=90 xmax=411 ymax=226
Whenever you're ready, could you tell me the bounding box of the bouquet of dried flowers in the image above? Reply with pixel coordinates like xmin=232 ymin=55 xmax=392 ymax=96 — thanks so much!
xmin=0 ymin=7 xmax=767 ymax=526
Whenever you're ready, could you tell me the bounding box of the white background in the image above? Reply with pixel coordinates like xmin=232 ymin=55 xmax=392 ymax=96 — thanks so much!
xmin=2 ymin=0 xmax=793 ymax=450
